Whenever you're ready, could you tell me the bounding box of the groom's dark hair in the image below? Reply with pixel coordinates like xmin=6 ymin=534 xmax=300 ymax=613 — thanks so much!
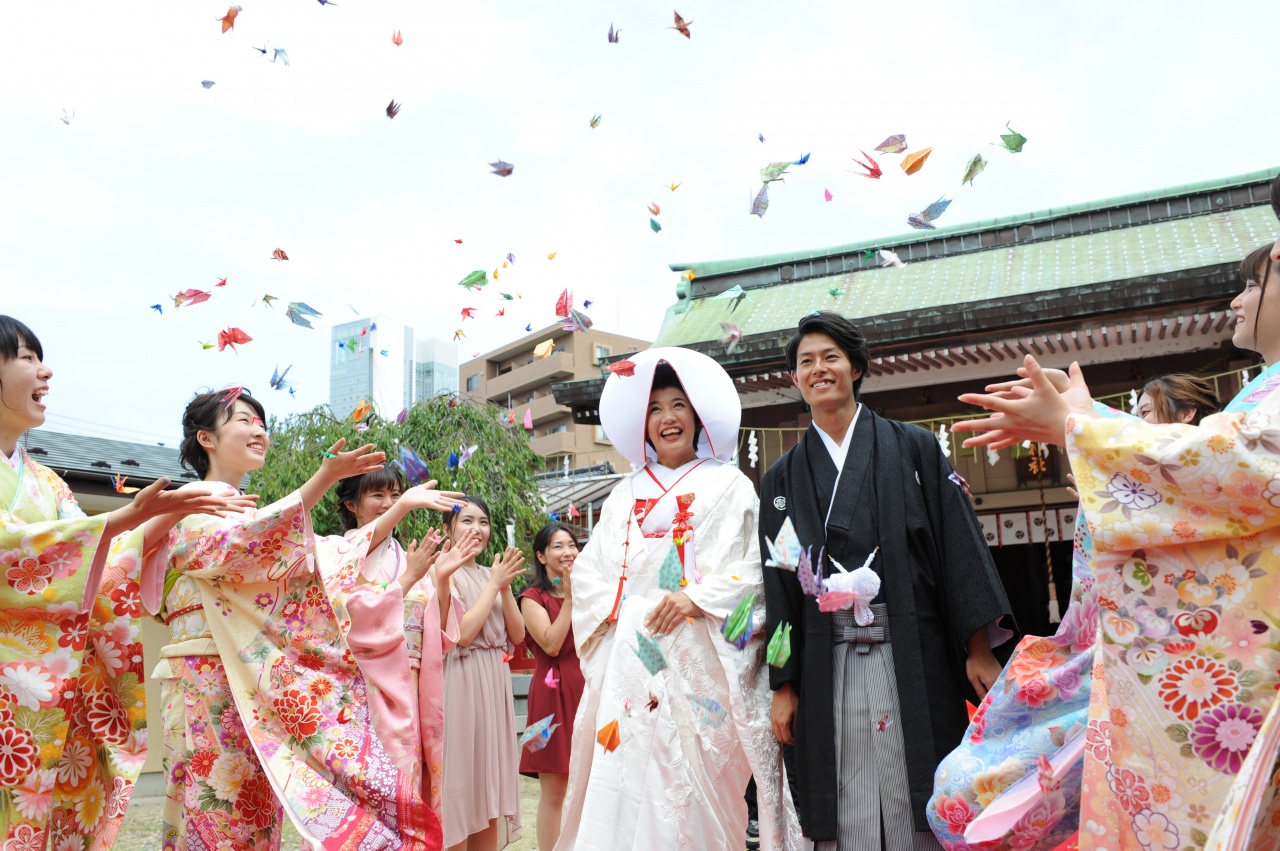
xmin=784 ymin=311 xmax=871 ymax=397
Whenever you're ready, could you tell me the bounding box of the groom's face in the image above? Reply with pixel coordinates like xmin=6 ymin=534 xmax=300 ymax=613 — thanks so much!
xmin=790 ymin=332 xmax=860 ymax=407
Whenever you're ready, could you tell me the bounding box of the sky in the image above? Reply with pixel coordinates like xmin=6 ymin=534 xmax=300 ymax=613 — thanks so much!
xmin=4 ymin=1 xmax=1279 ymax=448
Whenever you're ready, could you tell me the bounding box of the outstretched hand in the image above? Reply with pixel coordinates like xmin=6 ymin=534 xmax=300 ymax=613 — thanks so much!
xmin=487 ymin=546 xmax=526 ymax=590
xmin=320 ymin=438 xmax=386 ymax=481
xmin=132 ymin=479 xmax=258 ymax=522
xmin=952 ymin=356 xmax=1094 ymax=450
xmin=401 ymin=534 xmax=443 ymax=592
xmin=399 ymin=481 xmax=466 ymax=514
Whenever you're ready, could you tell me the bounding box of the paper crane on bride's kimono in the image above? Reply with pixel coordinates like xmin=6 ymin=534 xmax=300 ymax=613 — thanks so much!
xmin=721 ymin=595 xmax=754 ymax=650
xmin=519 ymin=714 xmax=559 ymax=752
xmin=633 ymin=631 xmax=668 ymax=675
xmin=907 ymin=196 xmax=952 ymax=231
xmin=657 ymin=542 xmax=684 ymax=593
xmin=596 ymin=719 xmax=621 ymax=752
xmin=285 ymin=302 xmax=323 ymax=329
xmin=816 ymin=548 xmax=881 ymax=622
xmin=687 ymin=693 xmax=727 ymax=728
xmin=714 ymin=285 xmax=753 ymax=313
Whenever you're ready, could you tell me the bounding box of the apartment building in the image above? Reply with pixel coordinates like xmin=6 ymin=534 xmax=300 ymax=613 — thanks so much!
xmin=460 ymin=324 xmax=649 ymax=473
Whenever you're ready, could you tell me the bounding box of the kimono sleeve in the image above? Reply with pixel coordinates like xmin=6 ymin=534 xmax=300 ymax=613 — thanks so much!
xmin=760 ymin=464 xmax=804 ymax=691
xmin=1067 ymin=398 xmax=1280 ymax=551
xmin=569 ymin=483 xmax=631 ymax=660
xmin=681 ymin=470 xmax=762 ymax=624
xmin=0 ymin=506 xmax=108 ymax=612
xmin=910 ymin=429 xmax=1014 ymax=653
xmin=141 ymin=489 xmax=311 ymax=616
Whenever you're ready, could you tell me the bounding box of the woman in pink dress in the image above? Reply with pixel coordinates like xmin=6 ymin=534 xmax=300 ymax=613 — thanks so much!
xmin=519 ymin=522 xmax=585 ymax=851
xmin=440 ymin=496 xmax=527 ymax=851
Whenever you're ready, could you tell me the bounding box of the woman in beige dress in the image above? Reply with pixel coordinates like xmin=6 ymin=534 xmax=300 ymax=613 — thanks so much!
xmin=441 ymin=496 xmax=527 ymax=851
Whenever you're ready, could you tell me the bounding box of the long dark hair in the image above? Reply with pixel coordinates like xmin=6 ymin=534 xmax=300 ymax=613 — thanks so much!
xmin=1140 ymin=374 xmax=1222 ymax=426
xmin=335 ymin=467 xmax=408 ymax=531
xmin=442 ymin=495 xmax=492 ymax=537
xmin=179 ymin=390 xmax=267 ymax=479
xmin=1239 ymin=244 xmax=1275 ymax=354
xmin=528 ymin=522 xmax=577 ymax=595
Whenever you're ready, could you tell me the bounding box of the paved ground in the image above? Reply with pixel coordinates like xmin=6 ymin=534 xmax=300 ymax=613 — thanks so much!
xmin=117 ymin=776 xmax=543 ymax=849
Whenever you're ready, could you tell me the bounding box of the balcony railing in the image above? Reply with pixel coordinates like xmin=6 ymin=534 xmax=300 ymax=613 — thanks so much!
xmin=530 ymin=430 xmax=577 ymax=457
xmin=486 ymin=351 xmax=575 ymax=400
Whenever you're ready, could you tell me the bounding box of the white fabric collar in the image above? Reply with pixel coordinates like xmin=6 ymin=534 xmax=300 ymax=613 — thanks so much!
xmin=3 ymin=445 xmax=22 ymax=474
xmin=812 ymin=403 xmax=861 ymax=474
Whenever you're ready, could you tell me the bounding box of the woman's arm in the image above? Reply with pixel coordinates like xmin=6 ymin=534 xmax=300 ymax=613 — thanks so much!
xmin=297 ymin=439 xmax=386 ymax=511
xmin=501 ymin=586 xmax=525 ymax=646
xmin=368 ymin=482 xmax=466 ymax=552
xmin=521 ymin=590 xmax=573 ymax=657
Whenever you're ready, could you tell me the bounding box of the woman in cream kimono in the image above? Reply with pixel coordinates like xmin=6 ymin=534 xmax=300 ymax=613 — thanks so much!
xmin=555 ymin=347 xmax=801 ymax=851
xmin=145 ymin=389 xmax=437 ymax=851
xmin=0 ymin=316 xmax=252 ymax=851
xmin=952 ymin=240 xmax=1280 ymax=851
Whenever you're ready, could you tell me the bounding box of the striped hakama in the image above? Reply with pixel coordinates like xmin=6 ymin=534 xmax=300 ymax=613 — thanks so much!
xmin=814 ymin=605 xmax=941 ymax=851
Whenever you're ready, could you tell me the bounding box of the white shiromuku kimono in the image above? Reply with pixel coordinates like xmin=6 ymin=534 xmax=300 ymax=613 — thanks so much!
xmin=556 ymin=457 xmax=801 ymax=850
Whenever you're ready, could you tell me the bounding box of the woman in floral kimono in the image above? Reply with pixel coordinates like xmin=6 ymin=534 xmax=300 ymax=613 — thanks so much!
xmin=0 ymin=316 xmax=252 ymax=851
xmin=554 ymin=347 xmax=801 ymax=851
xmin=952 ymin=241 xmax=1280 ymax=851
xmin=929 ymin=375 xmax=1221 ymax=850
xmin=144 ymin=389 xmax=437 ymax=851
xmin=322 ymin=467 xmax=480 ymax=815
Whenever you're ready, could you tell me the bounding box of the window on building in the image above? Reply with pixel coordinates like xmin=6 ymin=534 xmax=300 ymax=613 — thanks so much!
xmin=594 ymin=345 xmax=611 ymax=364
xmin=548 ymin=424 xmax=569 ymax=434
xmin=465 ymin=375 xmax=479 ymax=392
xmin=596 ymin=425 xmax=611 ymax=444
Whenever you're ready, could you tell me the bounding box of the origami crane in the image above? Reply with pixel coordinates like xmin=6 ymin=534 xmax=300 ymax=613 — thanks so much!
xmin=657 ymin=542 xmax=684 ymax=593
xmin=750 ymin=185 xmax=769 ymax=218
xmin=764 ymin=517 xmax=801 ymax=570
xmin=671 ymin=10 xmax=693 ymax=38
xmin=796 ymin=545 xmax=824 ymax=597
xmin=874 ymin=134 xmax=907 ymax=154
xmin=596 ymin=719 xmax=621 ymax=752
xmin=722 ymin=595 xmax=754 ymax=649
xmin=824 ymin=188 xmax=833 ymax=202
xmin=112 ymin=474 xmax=139 ymax=494
xmin=545 ymin=668 xmax=559 ymax=688
xmin=649 ymin=217 xmax=661 ymax=233
xmin=393 ymin=444 xmax=431 ymax=486
xmin=217 ymin=327 xmax=252 ymax=352
xmin=633 ymin=631 xmax=669 ymax=675
xmin=351 ymin=400 xmax=372 ymax=422
xmin=172 ymin=288 xmax=211 ymax=308
xmin=901 ymin=148 xmax=932 ymax=175
xmin=719 ymin=322 xmax=744 ymax=354
xmin=907 ymin=196 xmax=952 ymax=231
xmin=962 ymin=154 xmax=988 ymax=186
xmin=533 ymin=340 xmax=554 ymax=359
xmin=687 ymin=693 xmax=727 ymax=728
xmin=590 ymin=114 xmax=602 ymax=129
xmin=767 ymin=622 xmax=792 ymax=668
xmin=816 ymin=549 xmax=881 ymax=622
xmin=520 ymin=714 xmax=559 ymax=752
xmin=850 ymin=150 xmax=882 ymax=179
xmin=607 ymin=23 xmax=620 ymax=42
xmin=561 ymin=309 xmax=593 ymax=333
xmin=285 ymin=302 xmax=323 ymax=328
xmin=218 ymin=6 xmax=241 ymax=33
xmin=714 ymin=285 xmax=753 ymax=312
xmin=996 ymin=122 xmax=1027 ymax=153
xmin=489 ymin=159 xmax=514 ymax=177
xmin=879 ymin=249 xmax=907 ymax=268
xmin=606 ymin=359 xmax=636 ymax=377
xmin=269 ymin=365 xmax=293 ymax=392
xmin=760 ymin=161 xmax=791 ymax=183
xmin=458 ymin=270 xmax=488 ymax=291
xmin=271 ymin=248 xmax=289 ymax=261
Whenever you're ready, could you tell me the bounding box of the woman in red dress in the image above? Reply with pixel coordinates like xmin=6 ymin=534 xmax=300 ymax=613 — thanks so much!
xmin=518 ymin=522 xmax=585 ymax=851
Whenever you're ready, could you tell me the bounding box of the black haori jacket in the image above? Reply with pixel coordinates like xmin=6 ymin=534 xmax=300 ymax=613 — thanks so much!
xmin=760 ymin=410 xmax=1014 ymax=839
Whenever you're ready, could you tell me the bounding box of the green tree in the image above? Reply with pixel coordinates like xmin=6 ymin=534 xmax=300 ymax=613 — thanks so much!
xmin=248 ymin=396 xmax=545 ymax=571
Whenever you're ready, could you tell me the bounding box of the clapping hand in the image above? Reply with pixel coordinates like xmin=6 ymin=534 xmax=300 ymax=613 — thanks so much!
xmin=488 ymin=546 xmax=526 ymax=591
xmin=434 ymin=529 xmax=484 ymax=586
xmin=401 ymin=534 xmax=443 ymax=592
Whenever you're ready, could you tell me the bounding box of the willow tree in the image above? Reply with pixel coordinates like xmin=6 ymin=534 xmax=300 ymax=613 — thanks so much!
xmin=248 ymin=395 xmax=545 ymax=567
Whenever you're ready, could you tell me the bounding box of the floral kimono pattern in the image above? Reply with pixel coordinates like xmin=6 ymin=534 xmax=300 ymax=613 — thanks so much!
xmin=317 ymin=532 xmax=460 ymax=819
xmin=929 ymin=404 xmax=1133 ymax=850
xmin=145 ymin=485 xmax=433 ymax=851
xmin=0 ymin=448 xmax=145 ymax=851
xmin=1063 ymin=362 xmax=1280 ymax=851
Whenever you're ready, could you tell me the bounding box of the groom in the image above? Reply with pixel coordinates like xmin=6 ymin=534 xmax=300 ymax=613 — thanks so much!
xmin=760 ymin=311 xmax=1013 ymax=850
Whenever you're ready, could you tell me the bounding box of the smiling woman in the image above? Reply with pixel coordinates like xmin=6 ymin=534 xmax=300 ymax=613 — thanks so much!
xmin=0 ymin=316 xmax=255 ymax=850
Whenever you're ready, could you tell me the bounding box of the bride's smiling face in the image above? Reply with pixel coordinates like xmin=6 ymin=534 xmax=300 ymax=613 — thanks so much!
xmin=646 ymin=386 xmax=698 ymax=466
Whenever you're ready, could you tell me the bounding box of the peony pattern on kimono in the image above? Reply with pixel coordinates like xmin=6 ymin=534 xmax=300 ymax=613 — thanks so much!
xmin=1063 ymin=361 xmax=1280 ymax=851
xmin=0 ymin=449 xmax=146 ymax=850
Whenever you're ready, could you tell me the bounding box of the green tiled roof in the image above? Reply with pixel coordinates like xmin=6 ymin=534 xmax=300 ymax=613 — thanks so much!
xmin=668 ymin=168 xmax=1279 ymax=279
xmin=654 ymin=203 xmax=1277 ymax=348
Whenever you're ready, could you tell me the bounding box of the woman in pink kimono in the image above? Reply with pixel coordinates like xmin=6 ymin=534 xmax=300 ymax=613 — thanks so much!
xmin=439 ymin=496 xmax=527 ymax=851
xmin=145 ymin=389 xmax=437 ymax=851
xmin=323 ymin=467 xmax=481 ymax=816
xmin=0 ymin=316 xmax=253 ymax=851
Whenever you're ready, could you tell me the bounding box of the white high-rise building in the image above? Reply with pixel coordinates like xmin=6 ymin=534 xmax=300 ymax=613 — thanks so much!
xmin=329 ymin=318 xmax=458 ymax=420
